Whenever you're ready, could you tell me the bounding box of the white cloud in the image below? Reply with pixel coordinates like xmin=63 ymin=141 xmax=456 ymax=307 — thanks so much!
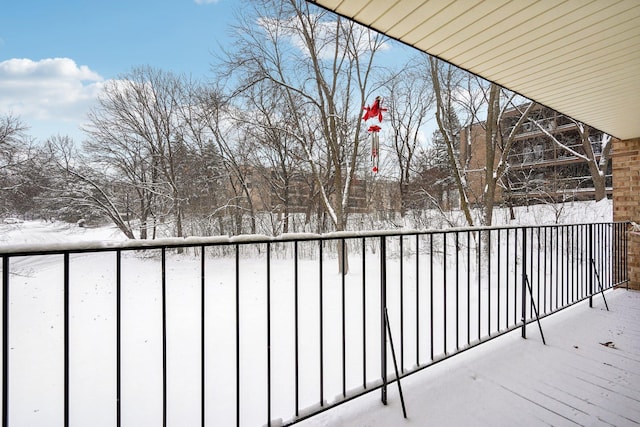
xmin=194 ymin=0 xmax=219 ymax=4
xmin=0 ymin=58 xmax=105 ymax=140
xmin=257 ymin=15 xmax=389 ymax=61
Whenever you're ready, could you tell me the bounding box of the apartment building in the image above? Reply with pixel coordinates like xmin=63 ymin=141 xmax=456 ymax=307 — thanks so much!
xmin=460 ymin=105 xmax=612 ymax=207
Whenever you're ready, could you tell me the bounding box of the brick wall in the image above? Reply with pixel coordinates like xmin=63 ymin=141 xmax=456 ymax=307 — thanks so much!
xmin=628 ymin=232 xmax=640 ymax=291
xmin=612 ymin=137 xmax=640 ymax=290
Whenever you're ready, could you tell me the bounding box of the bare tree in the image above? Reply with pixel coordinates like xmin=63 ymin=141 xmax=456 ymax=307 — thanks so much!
xmin=84 ymin=66 xmax=193 ymax=238
xmin=0 ymin=114 xmax=33 ymax=214
xmin=479 ymin=84 xmax=535 ymax=226
xmin=430 ymin=58 xmax=535 ymax=226
xmin=429 ymin=57 xmax=475 ymax=226
xmin=44 ymin=135 xmax=137 ymax=238
xmin=194 ymin=87 xmax=259 ymax=235
xmin=237 ymin=81 xmax=310 ymax=234
xmin=175 ymin=84 xmax=230 ymax=236
xmin=385 ymin=62 xmax=433 ymax=216
xmin=224 ymin=0 xmax=388 ymax=271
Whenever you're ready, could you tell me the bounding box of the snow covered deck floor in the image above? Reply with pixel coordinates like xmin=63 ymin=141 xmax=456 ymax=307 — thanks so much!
xmin=301 ymin=288 xmax=640 ymax=427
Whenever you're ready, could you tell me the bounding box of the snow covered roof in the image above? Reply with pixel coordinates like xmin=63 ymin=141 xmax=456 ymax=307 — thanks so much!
xmin=309 ymin=0 xmax=640 ymax=140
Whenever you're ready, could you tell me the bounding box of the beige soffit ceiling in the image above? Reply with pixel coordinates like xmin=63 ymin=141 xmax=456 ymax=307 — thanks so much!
xmin=309 ymin=0 xmax=640 ymax=140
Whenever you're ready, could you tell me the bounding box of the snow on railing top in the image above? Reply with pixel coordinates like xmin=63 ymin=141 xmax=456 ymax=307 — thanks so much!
xmin=0 ymin=222 xmax=629 ymax=256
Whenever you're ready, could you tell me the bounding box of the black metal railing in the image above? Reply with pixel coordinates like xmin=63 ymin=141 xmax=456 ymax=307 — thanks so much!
xmin=0 ymin=222 xmax=630 ymax=426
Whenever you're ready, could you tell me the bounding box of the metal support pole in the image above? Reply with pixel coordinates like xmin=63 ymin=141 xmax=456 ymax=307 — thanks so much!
xmin=524 ymin=274 xmax=547 ymax=345
xmin=384 ymin=308 xmax=407 ymax=419
xmin=591 ymin=259 xmax=610 ymax=311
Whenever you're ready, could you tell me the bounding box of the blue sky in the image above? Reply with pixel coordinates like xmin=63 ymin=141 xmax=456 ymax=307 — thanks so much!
xmin=1 ymin=0 xmax=420 ymax=144
xmin=0 ymin=0 xmax=236 ymax=142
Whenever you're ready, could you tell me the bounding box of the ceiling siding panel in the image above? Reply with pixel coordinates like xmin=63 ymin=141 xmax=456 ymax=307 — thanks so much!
xmin=444 ymin=1 xmax=581 ymax=66
xmin=488 ymin=38 xmax=640 ymax=94
xmin=349 ymin=0 xmax=398 ymax=28
xmin=433 ymin=1 xmax=541 ymax=59
xmin=478 ymin=5 xmax=640 ymax=82
xmin=365 ymin=1 xmax=432 ymax=36
xmin=492 ymin=30 xmax=640 ymax=85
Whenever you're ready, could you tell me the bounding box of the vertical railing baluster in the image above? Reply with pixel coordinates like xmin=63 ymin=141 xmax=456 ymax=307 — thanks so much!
xmin=514 ymin=229 xmax=518 ymax=326
xmin=415 ymin=235 xmax=419 ymax=367
xmin=577 ymin=225 xmax=581 ymax=300
xmin=267 ymin=242 xmax=272 ymax=426
xmin=544 ymin=227 xmax=548 ymax=314
xmin=235 ymin=244 xmax=240 ymax=427
xmin=598 ymin=224 xmax=604 ymax=288
xmin=380 ymin=236 xmax=387 ymax=405
xmin=362 ymin=238 xmax=367 ymax=389
xmin=455 ymin=232 xmax=459 ymax=350
xmin=570 ymin=225 xmax=574 ymax=302
xmin=521 ymin=228 xmax=528 ymax=339
xmin=614 ymin=223 xmax=617 ymax=286
xmin=612 ymin=223 xmax=615 ymax=287
xmin=497 ymin=229 xmax=501 ymax=332
xmin=200 ymin=246 xmax=205 ymax=427
xmin=399 ymin=237 xmax=404 ymax=373
xmin=477 ymin=230 xmax=481 ymax=341
xmin=467 ymin=231 xmax=471 ymax=345
xmin=429 ymin=235 xmax=434 ymax=361
xmin=2 ymin=256 xmax=7 ymax=427
xmin=607 ymin=224 xmax=616 ymax=289
xmin=161 ymin=248 xmax=167 ymax=427
xmin=487 ymin=230 xmax=491 ymax=337
xmin=576 ymin=226 xmax=581 ymax=299
xmin=64 ymin=252 xmax=70 ymax=427
xmin=549 ymin=227 xmax=558 ymax=312
xmin=443 ymin=234 xmax=447 ymax=354
xmin=294 ymin=241 xmax=299 ymax=417
xmin=596 ymin=224 xmax=601 ymax=289
xmin=553 ymin=227 xmax=558 ymax=311
xmin=341 ymin=239 xmax=346 ymax=399
xmin=529 ymin=228 xmax=534 ymax=322
xmin=572 ymin=225 xmax=577 ymax=303
xmin=589 ymin=225 xmax=594 ymax=306
xmin=116 ymin=250 xmax=122 ymax=427
xmin=584 ymin=225 xmax=588 ymax=298
xmin=567 ymin=226 xmax=572 ymax=303
xmin=578 ymin=226 xmax=582 ymax=298
xmin=611 ymin=223 xmax=615 ymax=286
xmin=505 ymin=229 xmax=509 ymax=330
xmin=579 ymin=225 xmax=584 ymax=298
xmin=560 ymin=226 xmax=564 ymax=305
xmin=620 ymin=223 xmax=624 ymax=287
xmin=536 ymin=228 xmax=541 ymax=316
xmin=319 ymin=241 xmax=324 ymax=407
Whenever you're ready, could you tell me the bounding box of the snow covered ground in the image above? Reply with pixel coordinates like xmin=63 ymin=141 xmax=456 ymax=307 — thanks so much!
xmin=0 ymin=199 xmax=626 ymax=427
xmin=299 ymin=288 xmax=640 ymax=427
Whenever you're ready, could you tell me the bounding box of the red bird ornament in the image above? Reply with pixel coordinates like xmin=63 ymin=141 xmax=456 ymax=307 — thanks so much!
xmin=362 ymin=96 xmax=387 ymax=122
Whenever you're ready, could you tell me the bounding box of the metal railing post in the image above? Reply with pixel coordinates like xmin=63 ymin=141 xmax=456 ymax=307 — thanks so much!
xmin=521 ymin=228 xmax=528 ymax=339
xmin=589 ymin=224 xmax=593 ymax=307
xmin=64 ymin=253 xmax=70 ymax=427
xmin=380 ymin=236 xmax=387 ymax=405
xmin=2 ymin=256 xmax=9 ymax=427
